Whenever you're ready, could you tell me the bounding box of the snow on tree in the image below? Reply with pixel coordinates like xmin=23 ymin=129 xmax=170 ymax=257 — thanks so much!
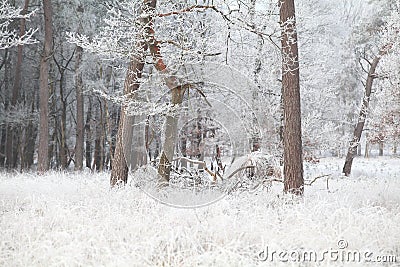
xmin=0 ymin=0 xmax=37 ymax=49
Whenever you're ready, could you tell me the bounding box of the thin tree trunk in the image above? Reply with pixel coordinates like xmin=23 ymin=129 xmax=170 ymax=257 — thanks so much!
xmin=0 ymin=50 xmax=9 ymax=168
xmin=38 ymin=0 xmax=53 ymax=173
xmin=0 ymin=125 xmax=6 ymax=167
xmin=74 ymin=44 xmax=84 ymax=170
xmin=85 ymin=97 xmax=92 ymax=169
xmin=250 ymin=0 xmax=262 ymax=152
xmin=342 ymin=44 xmax=391 ymax=176
xmin=5 ymin=127 xmax=13 ymax=169
xmin=280 ymin=0 xmax=304 ymax=195
xmin=59 ymin=72 xmax=68 ymax=169
xmin=75 ymin=5 xmax=85 ymax=171
xmin=379 ymin=141 xmax=384 ymax=156
xmin=364 ymin=137 xmax=370 ymax=158
xmin=93 ymin=99 xmax=104 ymax=171
xmin=23 ymin=100 xmax=37 ymax=169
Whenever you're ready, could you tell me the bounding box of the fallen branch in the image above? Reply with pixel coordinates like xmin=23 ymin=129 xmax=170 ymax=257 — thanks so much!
xmin=305 ymin=174 xmax=332 ymax=186
xmin=226 ymin=165 xmax=255 ymax=180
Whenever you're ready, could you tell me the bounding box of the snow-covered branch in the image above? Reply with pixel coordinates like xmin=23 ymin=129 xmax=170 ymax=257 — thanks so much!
xmin=0 ymin=0 xmax=37 ymax=49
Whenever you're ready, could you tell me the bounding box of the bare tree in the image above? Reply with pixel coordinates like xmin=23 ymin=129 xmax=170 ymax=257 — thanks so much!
xmin=280 ymin=0 xmax=304 ymax=195
xmin=342 ymin=44 xmax=392 ymax=176
xmin=37 ymin=0 xmax=53 ymax=173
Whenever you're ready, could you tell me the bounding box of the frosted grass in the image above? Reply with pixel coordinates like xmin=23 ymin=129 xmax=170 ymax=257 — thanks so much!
xmin=1 ymin=157 xmax=399 ymax=266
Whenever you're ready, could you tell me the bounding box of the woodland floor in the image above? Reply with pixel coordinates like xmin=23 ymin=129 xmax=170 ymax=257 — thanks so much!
xmin=1 ymin=156 xmax=400 ymax=266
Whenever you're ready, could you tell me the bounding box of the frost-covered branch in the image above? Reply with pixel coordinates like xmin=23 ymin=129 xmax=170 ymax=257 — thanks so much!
xmin=0 ymin=0 xmax=37 ymax=49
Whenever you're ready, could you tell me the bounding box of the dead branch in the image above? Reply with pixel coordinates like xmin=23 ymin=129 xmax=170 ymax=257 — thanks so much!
xmin=305 ymin=174 xmax=331 ymax=186
xmin=226 ymin=165 xmax=255 ymax=179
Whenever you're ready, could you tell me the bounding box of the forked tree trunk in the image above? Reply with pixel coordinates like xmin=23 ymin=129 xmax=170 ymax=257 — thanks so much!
xmin=145 ymin=0 xmax=187 ymax=182
xmin=38 ymin=0 xmax=53 ymax=173
xmin=342 ymin=44 xmax=391 ymax=176
xmin=280 ymin=0 xmax=304 ymax=195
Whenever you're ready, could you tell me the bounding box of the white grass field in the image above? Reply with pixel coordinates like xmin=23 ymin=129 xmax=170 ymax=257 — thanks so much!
xmin=1 ymin=156 xmax=400 ymax=266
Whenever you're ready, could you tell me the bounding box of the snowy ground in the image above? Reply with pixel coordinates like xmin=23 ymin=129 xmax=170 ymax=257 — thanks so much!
xmin=1 ymin=156 xmax=400 ymax=266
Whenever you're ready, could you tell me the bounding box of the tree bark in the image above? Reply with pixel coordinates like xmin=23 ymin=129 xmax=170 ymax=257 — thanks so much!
xmin=280 ymin=0 xmax=304 ymax=195
xmin=74 ymin=43 xmax=84 ymax=170
xmin=93 ymin=99 xmax=104 ymax=171
xmin=110 ymin=44 xmax=147 ymax=186
xmin=85 ymin=97 xmax=92 ymax=169
xmin=342 ymin=45 xmax=391 ymax=176
xmin=22 ymin=99 xmax=37 ymax=169
xmin=38 ymin=0 xmax=53 ymax=173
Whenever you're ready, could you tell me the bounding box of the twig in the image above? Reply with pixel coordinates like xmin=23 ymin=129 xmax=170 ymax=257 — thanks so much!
xmin=305 ymin=174 xmax=331 ymax=186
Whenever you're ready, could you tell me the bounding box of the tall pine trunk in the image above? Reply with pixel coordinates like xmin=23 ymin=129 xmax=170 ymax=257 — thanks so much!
xmin=38 ymin=0 xmax=53 ymax=173
xmin=280 ymin=0 xmax=304 ymax=195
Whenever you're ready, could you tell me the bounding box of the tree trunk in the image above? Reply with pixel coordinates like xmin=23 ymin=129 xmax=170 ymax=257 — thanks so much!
xmin=110 ymin=45 xmax=147 ymax=186
xmin=0 ymin=50 xmax=10 ymax=168
xmin=250 ymin=0 xmax=262 ymax=152
xmin=110 ymin=0 xmax=157 ymax=186
xmin=342 ymin=45 xmax=391 ymax=176
xmin=74 ymin=44 xmax=84 ymax=170
xmin=379 ymin=141 xmax=384 ymax=156
xmin=365 ymin=138 xmax=370 ymax=158
xmin=59 ymin=71 xmax=69 ymax=170
xmin=22 ymin=101 xmax=37 ymax=169
xmin=144 ymin=0 xmax=186 ymax=182
xmin=4 ymin=0 xmax=31 ymax=170
xmin=85 ymin=97 xmax=92 ymax=169
xmin=38 ymin=0 xmax=53 ymax=173
xmin=357 ymin=142 xmax=362 ymax=156
xmin=93 ymin=99 xmax=104 ymax=171
xmin=280 ymin=0 xmax=304 ymax=195
xmin=0 ymin=125 xmax=6 ymax=167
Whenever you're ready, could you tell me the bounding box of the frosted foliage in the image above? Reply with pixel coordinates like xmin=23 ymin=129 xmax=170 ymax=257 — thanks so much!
xmin=367 ymin=1 xmax=400 ymax=144
xmin=0 ymin=0 xmax=37 ymax=49
xmin=1 ymin=157 xmax=399 ymax=266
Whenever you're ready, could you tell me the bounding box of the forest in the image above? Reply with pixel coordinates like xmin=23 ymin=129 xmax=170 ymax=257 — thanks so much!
xmin=1 ymin=0 xmax=399 ymax=266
